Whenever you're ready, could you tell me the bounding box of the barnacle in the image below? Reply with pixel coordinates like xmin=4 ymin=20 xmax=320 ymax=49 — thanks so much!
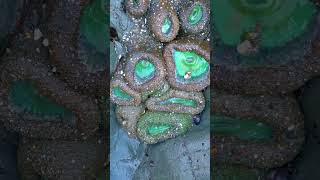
xmin=111 ymin=0 xmax=210 ymax=144
xmin=211 ymin=92 xmax=304 ymax=168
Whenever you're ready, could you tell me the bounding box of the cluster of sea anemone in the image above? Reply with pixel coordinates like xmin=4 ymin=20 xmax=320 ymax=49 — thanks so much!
xmin=110 ymin=0 xmax=210 ymax=144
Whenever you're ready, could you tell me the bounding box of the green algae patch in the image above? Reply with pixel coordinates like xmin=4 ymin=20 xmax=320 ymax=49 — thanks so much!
xmin=9 ymin=80 xmax=74 ymax=120
xmin=211 ymin=115 xmax=273 ymax=141
xmin=137 ymin=111 xmax=192 ymax=144
xmin=213 ymin=0 xmax=316 ymax=48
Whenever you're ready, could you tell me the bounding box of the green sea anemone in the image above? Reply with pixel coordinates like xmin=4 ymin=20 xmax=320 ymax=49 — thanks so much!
xmin=125 ymin=0 xmax=150 ymax=17
xmin=137 ymin=111 xmax=192 ymax=144
xmin=164 ymin=39 xmax=210 ymax=92
xmin=212 ymin=92 xmax=304 ymax=168
xmin=213 ymin=0 xmax=316 ymax=48
xmin=179 ymin=0 xmax=210 ymax=34
xmin=148 ymin=0 xmax=180 ymax=42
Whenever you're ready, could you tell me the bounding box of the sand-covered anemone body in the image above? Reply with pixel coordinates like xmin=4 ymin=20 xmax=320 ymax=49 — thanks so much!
xmin=111 ymin=0 xmax=210 ymax=144
xmin=0 ymin=58 xmax=101 ymax=140
xmin=211 ymin=92 xmax=304 ymax=168
xmin=48 ymin=0 xmax=108 ymax=96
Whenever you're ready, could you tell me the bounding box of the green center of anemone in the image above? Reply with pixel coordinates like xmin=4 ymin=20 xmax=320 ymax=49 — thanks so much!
xmin=211 ymin=115 xmax=273 ymax=141
xmin=147 ymin=124 xmax=172 ymax=136
xmin=188 ymin=4 xmax=203 ymax=25
xmin=159 ymin=98 xmax=197 ymax=107
xmin=161 ymin=17 xmax=172 ymax=34
xmin=173 ymin=50 xmax=209 ymax=79
xmin=112 ymin=86 xmax=133 ymax=100
xmin=9 ymin=80 xmax=74 ymax=119
xmin=134 ymin=59 xmax=155 ymax=82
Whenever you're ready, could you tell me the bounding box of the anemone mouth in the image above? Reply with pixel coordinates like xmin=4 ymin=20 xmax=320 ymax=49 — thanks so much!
xmin=161 ymin=17 xmax=172 ymax=35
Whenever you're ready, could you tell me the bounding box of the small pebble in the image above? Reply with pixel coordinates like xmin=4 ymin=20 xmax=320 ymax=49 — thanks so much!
xmin=34 ymin=28 xmax=43 ymax=40
xmin=192 ymin=115 xmax=201 ymax=125
xmin=43 ymin=38 xmax=49 ymax=46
